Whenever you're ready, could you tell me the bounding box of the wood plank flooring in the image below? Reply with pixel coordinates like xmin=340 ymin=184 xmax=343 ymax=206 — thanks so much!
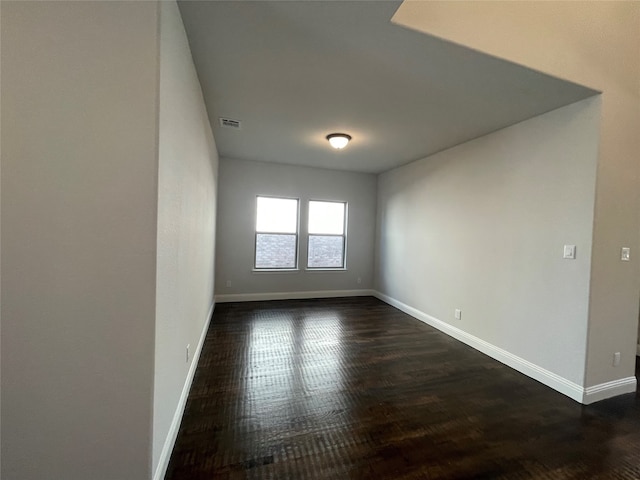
xmin=165 ymin=297 xmax=640 ymax=479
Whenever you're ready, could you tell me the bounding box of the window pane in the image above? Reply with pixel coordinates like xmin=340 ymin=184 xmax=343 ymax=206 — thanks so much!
xmin=256 ymin=197 xmax=298 ymax=233
xmin=308 ymin=235 xmax=344 ymax=268
xmin=308 ymin=201 xmax=345 ymax=235
xmin=255 ymin=234 xmax=297 ymax=268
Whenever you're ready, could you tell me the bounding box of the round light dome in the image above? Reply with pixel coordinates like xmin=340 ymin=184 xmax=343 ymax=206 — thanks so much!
xmin=326 ymin=133 xmax=352 ymax=150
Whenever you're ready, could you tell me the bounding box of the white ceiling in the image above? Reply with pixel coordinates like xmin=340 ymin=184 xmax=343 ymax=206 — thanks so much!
xmin=178 ymin=1 xmax=598 ymax=174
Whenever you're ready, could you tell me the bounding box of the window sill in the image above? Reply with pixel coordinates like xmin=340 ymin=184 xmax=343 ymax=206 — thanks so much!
xmin=252 ymin=268 xmax=300 ymax=273
xmin=251 ymin=268 xmax=347 ymax=273
xmin=305 ymin=268 xmax=347 ymax=272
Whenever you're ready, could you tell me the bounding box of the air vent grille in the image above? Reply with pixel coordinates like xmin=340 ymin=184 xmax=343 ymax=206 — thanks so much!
xmin=219 ymin=117 xmax=241 ymax=129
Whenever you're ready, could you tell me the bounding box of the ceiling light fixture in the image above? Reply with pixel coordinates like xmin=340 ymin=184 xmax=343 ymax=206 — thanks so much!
xmin=326 ymin=133 xmax=352 ymax=150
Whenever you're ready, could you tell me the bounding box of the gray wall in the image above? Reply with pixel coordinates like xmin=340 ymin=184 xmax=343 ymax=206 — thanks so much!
xmin=216 ymin=158 xmax=376 ymax=297
xmin=376 ymin=98 xmax=600 ymax=387
xmin=0 ymin=1 xmax=3 ymax=473
xmin=153 ymin=1 xmax=218 ymax=477
xmin=1 ymin=2 xmax=159 ymax=478
xmin=392 ymin=0 xmax=640 ymax=397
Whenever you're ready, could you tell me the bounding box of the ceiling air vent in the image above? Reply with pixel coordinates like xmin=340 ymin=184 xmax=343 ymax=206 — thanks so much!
xmin=219 ymin=117 xmax=241 ymax=129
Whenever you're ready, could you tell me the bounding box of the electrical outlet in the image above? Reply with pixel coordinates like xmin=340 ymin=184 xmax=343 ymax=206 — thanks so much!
xmin=454 ymin=309 xmax=462 ymax=320
xmin=357 ymin=277 xmax=362 ymax=284
xmin=613 ymin=352 xmax=621 ymax=367
xmin=621 ymin=247 xmax=631 ymax=261
xmin=186 ymin=344 xmax=190 ymax=363
xmin=563 ymin=245 xmax=576 ymax=259
xmin=226 ymin=280 xmax=232 ymax=288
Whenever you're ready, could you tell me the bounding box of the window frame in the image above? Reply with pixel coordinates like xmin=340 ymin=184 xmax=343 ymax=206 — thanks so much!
xmin=253 ymin=195 xmax=300 ymax=270
xmin=306 ymin=199 xmax=348 ymax=270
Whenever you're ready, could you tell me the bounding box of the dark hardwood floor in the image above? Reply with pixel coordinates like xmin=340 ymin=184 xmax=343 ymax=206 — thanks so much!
xmin=165 ymin=297 xmax=640 ymax=479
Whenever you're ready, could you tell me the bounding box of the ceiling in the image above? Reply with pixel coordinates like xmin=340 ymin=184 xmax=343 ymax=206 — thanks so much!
xmin=178 ymin=1 xmax=598 ymax=174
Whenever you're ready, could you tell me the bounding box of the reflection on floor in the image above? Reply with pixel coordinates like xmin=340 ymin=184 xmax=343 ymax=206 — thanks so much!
xmin=166 ymin=297 xmax=640 ymax=479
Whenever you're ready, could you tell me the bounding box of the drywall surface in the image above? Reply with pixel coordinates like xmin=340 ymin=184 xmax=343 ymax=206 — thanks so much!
xmin=393 ymin=0 xmax=640 ymax=391
xmin=1 ymin=2 xmax=159 ymax=479
xmin=376 ymin=98 xmax=600 ymax=386
xmin=216 ymin=158 xmax=376 ymax=296
xmin=0 ymin=1 xmax=3 ymax=473
xmin=154 ymin=0 xmax=218 ymax=476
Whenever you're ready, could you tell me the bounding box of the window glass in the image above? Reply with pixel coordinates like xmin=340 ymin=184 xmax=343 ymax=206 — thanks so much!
xmin=255 ymin=234 xmax=297 ymax=269
xmin=308 ymin=201 xmax=345 ymax=235
xmin=307 ymin=201 xmax=346 ymax=268
xmin=308 ymin=235 xmax=344 ymax=268
xmin=255 ymin=196 xmax=299 ymax=269
xmin=256 ymin=197 xmax=298 ymax=233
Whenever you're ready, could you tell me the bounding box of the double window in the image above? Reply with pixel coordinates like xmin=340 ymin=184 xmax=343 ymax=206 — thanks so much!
xmin=254 ymin=196 xmax=347 ymax=270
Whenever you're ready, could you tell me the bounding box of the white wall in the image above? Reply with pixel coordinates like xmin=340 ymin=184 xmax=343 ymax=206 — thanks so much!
xmin=154 ymin=1 xmax=218 ymax=477
xmin=1 ymin=2 xmax=159 ymax=479
xmin=216 ymin=158 xmax=376 ymax=298
xmin=392 ymin=0 xmax=640 ymax=392
xmin=376 ymin=98 xmax=600 ymax=389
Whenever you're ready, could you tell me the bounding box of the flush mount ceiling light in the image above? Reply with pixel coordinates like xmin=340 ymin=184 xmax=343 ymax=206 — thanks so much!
xmin=326 ymin=133 xmax=352 ymax=150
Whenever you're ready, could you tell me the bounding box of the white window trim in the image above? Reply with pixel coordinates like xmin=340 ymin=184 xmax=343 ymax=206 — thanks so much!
xmin=306 ymin=200 xmax=348 ymax=270
xmin=254 ymin=195 xmax=300 ymax=270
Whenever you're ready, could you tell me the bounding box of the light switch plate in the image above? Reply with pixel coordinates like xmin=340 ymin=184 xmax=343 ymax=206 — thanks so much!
xmin=563 ymin=245 xmax=576 ymax=259
xmin=621 ymin=247 xmax=631 ymax=261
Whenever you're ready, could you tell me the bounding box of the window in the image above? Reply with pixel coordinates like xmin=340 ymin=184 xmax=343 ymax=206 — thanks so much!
xmin=307 ymin=200 xmax=347 ymax=268
xmin=255 ymin=196 xmax=299 ymax=269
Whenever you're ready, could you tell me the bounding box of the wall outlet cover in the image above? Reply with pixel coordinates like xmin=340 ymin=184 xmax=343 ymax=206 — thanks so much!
xmin=613 ymin=352 xmax=621 ymax=367
xmin=621 ymin=247 xmax=631 ymax=261
xmin=563 ymin=245 xmax=576 ymax=259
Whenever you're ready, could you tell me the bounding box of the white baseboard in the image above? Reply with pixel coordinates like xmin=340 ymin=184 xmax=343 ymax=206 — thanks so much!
xmin=215 ymin=289 xmax=374 ymax=303
xmin=153 ymin=301 xmax=215 ymax=480
xmin=583 ymin=376 xmax=637 ymax=404
xmin=373 ymin=291 xmax=636 ymax=405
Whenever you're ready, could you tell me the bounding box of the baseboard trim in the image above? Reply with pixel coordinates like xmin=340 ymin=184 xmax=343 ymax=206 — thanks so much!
xmin=215 ymin=289 xmax=375 ymax=303
xmin=153 ymin=301 xmax=215 ymax=480
xmin=583 ymin=376 xmax=637 ymax=405
xmin=372 ymin=291 xmax=634 ymax=405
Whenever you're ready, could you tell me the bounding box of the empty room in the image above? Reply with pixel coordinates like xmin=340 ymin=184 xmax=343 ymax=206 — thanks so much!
xmin=2 ymin=1 xmax=640 ymax=479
